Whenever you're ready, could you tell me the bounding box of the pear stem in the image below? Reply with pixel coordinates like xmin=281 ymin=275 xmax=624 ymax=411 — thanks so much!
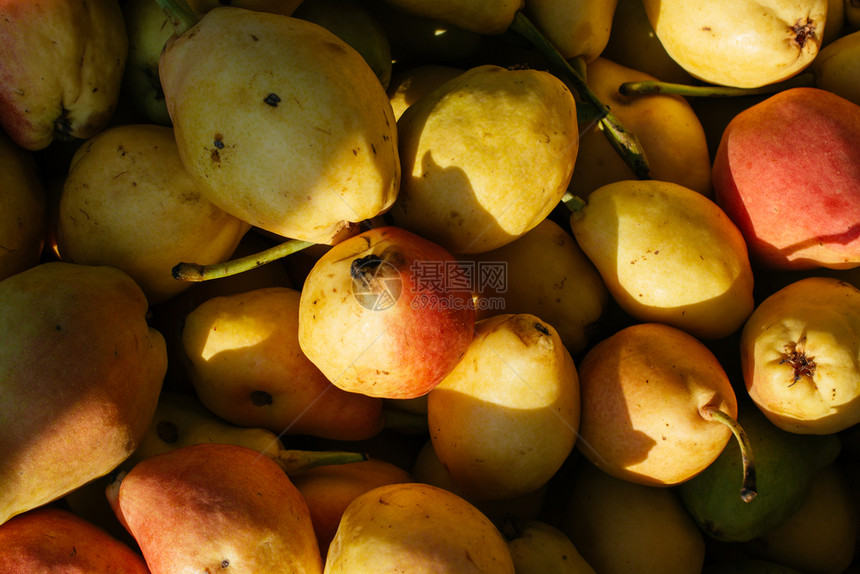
xmin=561 ymin=191 xmax=586 ymax=216
xmin=172 ymin=238 xmax=315 ymax=282
xmin=702 ymin=406 xmax=757 ymax=503
xmin=152 ymin=0 xmax=200 ymax=36
xmin=619 ymin=72 xmax=816 ymax=99
xmin=508 ymin=11 xmax=650 ymax=180
xmin=270 ymin=449 xmax=368 ymax=475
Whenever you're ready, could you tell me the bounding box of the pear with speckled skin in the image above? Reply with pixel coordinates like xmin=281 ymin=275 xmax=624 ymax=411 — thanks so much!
xmin=159 ymin=6 xmax=400 ymax=244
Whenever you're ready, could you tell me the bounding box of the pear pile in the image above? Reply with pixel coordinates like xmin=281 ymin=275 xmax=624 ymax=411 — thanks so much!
xmin=1 ymin=0 xmax=860 ymax=572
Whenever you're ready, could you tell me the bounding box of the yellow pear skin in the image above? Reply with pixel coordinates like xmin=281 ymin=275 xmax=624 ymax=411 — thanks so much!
xmin=387 ymin=64 xmax=464 ymax=120
xmin=740 ymin=276 xmax=860 ymax=434
xmin=0 ymin=262 xmax=167 ymax=527
xmin=810 ymin=29 xmax=860 ymax=105
xmin=0 ymin=131 xmax=45 ymax=281
xmin=56 ymin=124 xmax=251 ymax=305
xmin=392 ymin=64 xmax=579 ymax=254
xmin=428 ymin=314 xmax=580 ymax=500
xmin=523 ymin=0 xmax=618 ymax=61
xmin=562 ymin=462 xmax=706 ymax=574
xmin=641 ymin=0 xmax=827 ymax=88
xmin=159 ymin=7 xmax=400 ymax=244
xmin=464 ymin=218 xmax=609 ymax=355
xmin=324 ymin=482 xmax=516 ymax=573
xmin=570 ymin=57 xmax=713 ymax=199
xmin=505 ymin=519 xmax=597 ymax=574
xmin=569 ymin=179 xmax=755 ymax=340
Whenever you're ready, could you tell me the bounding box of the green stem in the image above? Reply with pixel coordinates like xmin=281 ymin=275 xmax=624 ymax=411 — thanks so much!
xmin=270 ymin=449 xmax=368 ymax=475
xmin=153 ymin=0 xmax=200 ymax=36
xmin=508 ymin=11 xmax=650 ymax=180
xmin=561 ymin=191 xmax=586 ymax=215
xmin=703 ymin=407 xmax=757 ymax=503
xmin=619 ymin=72 xmax=816 ymax=99
xmin=172 ymin=238 xmax=315 ymax=282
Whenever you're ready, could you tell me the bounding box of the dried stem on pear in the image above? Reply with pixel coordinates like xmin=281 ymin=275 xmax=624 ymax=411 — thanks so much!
xmin=172 ymin=239 xmax=315 ymax=282
xmin=702 ymin=406 xmax=757 ymax=503
xmin=619 ymin=72 xmax=815 ymax=98
xmin=508 ymin=11 xmax=651 ymax=180
xmin=270 ymin=449 xmax=368 ymax=475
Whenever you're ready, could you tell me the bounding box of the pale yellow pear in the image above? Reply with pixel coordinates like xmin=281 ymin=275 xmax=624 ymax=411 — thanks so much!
xmin=56 ymin=124 xmax=250 ymax=305
xmin=641 ymin=0 xmax=828 ymax=88
xmin=387 ymin=64 xmax=464 ymax=120
xmin=569 ymin=179 xmax=755 ymax=340
xmin=324 ymin=482 xmax=516 ymax=573
xmin=159 ymin=7 xmax=400 ymax=244
xmin=524 ymin=0 xmax=618 ymax=62
xmin=570 ymin=57 xmax=713 ymax=199
xmin=811 ymin=28 xmax=860 ymax=105
xmin=505 ymin=519 xmax=597 ymax=574
xmin=391 ymin=64 xmax=579 ymax=254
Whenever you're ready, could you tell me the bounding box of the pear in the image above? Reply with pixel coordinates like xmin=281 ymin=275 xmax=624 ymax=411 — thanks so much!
xmin=561 ymin=461 xmax=706 ymax=574
xmin=0 ymin=130 xmax=45 ymax=281
xmin=810 ymin=28 xmax=860 ymax=106
xmin=0 ymin=262 xmax=167 ymax=526
xmin=677 ymin=399 xmax=842 ymax=542
xmin=569 ymin=57 xmax=713 ymax=199
xmin=158 ymin=5 xmax=400 ymax=244
xmin=742 ymin=463 xmax=857 ymax=574
xmin=387 ymin=64 xmax=464 ymax=121
xmin=427 ymin=314 xmax=580 ymax=500
xmin=181 ymin=286 xmax=385 ymax=440
xmin=108 ymin=442 xmax=324 ymax=573
xmin=575 ymin=322 xmax=754 ymax=495
xmin=391 ymin=64 xmax=579 ymax=254
xmin=740 ymin=276 xmax=860 ymax=434
xmin=376 ymin=0 xmax=523 ymax=34
xmin=568 ymin=179 xmax=755 ymax=340
xmin=523 ymin=0 xmax=618 ymax=62
xmin=0 ymin=0 xmax=127 ymax=150
xmin=701 ymin=559 xmax=806 ymax=573
xmin=56 ymin=123 xmax=251 ymax=305
xmin=185 ymin=0 xmax=304 ymax=16
xmin=324 ymin=482 xmax=516 ymax=572
xmin=121 ymin=0 xmax=175 ymax=126
xmin=0 ymin=506 xmax=149 ymax=573
xmin=503 ymin=518 xmax=597 ymax=574
xmin=640 ymin=0 xmax=828 ymax=88
xmin=462 ymin=218 xmax=609 ymax=355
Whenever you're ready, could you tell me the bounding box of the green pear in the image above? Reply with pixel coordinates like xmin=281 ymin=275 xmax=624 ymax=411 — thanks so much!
xmin=293 ymin=0 xmax=393 ymax=89
xmin=55 ymin=123 xmax=251 ymax=305
xmin=158 ymin=4 xmax=400 ymax=244
xmin=0 ymin=262 xmax=167 ymax=526
xmin=640 ymin=0 xmax=828 ymax=88
xmin=0 ymin=131 xmax=45 ymax=282
xmin=0 ymin=0 xmax=127 ymax=151
xmin=561 ymin=461 xmax=706 ymax=574
xmin=391 ymin=64 xmax=579 ymax=254
xmin=121 ymin=0 xmax=175 ymax=126
xmin=677 ymin=399 xmax=842 ymax=542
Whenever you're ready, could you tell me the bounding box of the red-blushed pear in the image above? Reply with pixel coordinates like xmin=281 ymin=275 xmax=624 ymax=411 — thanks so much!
xmin=0 ymin=506 xmax=150 ymax=573
xmin=712 ymin=87 xmax=860 ymax=271
xmin=0 ymin=262 xmax=167 ymax=527
xmin=297 ymin=225 xmax=475 ymax=400
xmin=107 ymin=442 xmax=323 ymax=574
xmin=0 ymin=0 xmax=127 ymax=150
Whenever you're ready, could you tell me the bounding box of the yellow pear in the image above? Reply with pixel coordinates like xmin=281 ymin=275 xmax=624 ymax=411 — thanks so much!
xmin=324 ymin=482 xmax=516 ymax=573
xmin=562 ymin=461 xmax=706 ymax=574
xmin=810 ymin=28 xmax=860 ymax=105
xmin=375 ymin=0 xmax=523 ymax=34
xmin=387 ymin=64 xmax=464 ymax=120
xmin=641 ymin=0 xmax=828 ymax=88
xmin=0 ymin=262 xmax=167 ymax=526
xmin=391 ymin=64 xmax=579 ymax=254
xmin=56 ymin=124 xmax=251 ymax=305
xmin=504 ymin=519 xmax=597 ymax=574
xmin=0 ymin=130 xmax=45 ymax=281
xmin=159 ymin=6 xmax=400 ymax=244
xmin=742 ymin=463 xmax=857 ymax=574
xmin=575 ymin=322 xmax=749 ymax=490
xmin=570 ymin=57 xmax=713 ymax=199
xmin=427 ymin=314 xmax=580 ymax=500
xmin=523 ymin=0 xmax=618 ymax=62
xmin=568 ymin=179 xmax=755 ymax=340
xmin=462 ymin=217 xmax=609 ymax=355
xmin=740 ymin=276 xmax=860 ymax=434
